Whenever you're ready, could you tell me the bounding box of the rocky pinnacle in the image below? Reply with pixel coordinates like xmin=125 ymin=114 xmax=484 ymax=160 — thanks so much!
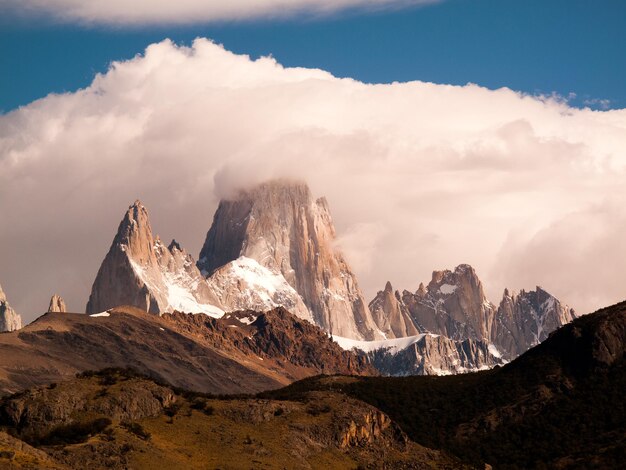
xmin=198 ymin=180 xmax=381 ymax=340
xmin=0 ymin=282 xmax=22 ymax=332
xmin=48 ymin=294 xmax=67 ymax=313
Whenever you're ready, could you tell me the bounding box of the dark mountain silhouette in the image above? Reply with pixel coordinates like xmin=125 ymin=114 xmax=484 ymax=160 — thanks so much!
xmin=263 ymin=301 xmax=626 ymax=469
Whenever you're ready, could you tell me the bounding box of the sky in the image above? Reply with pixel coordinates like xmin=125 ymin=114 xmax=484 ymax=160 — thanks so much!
xmin=1 ymin=0 xmax=625 ymax=324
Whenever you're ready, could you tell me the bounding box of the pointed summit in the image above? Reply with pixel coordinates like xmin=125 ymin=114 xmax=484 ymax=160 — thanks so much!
xmin=372 ymin=266 xmax=576 ymax=361
xmin=492 ymin=286 xmax=576 ymax=358
xmin=0 ymin=282 xmax=22 ymax=332
xmin=86 ymin=201 xmax=223 ymax=316
xmin=416 ymin=282 xmax=427 ymax=297
xmin=369 ymin=281 xmax=419 ymax=339
xmin=198 ymin=179 xmax=381 ymax=340
xmin=113 ymin=200 xmax=155 ymax=264
xmin=48 ymin=294 xmax=67 ymax=313
xmin=168 ymin=239 xmax=182 ymax=252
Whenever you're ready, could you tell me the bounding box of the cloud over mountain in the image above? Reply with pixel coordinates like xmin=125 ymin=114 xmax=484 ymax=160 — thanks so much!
xmin=0 ymin=0 xmax=440 ymax=24
xmin=1 ymin=38 xmax=625 ymax=322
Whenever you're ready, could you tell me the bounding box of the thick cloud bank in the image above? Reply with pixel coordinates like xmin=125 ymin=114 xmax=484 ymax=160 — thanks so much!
xmin=1 ymin=0 xmax=438 ymax=24
xmin=1 ymin=38 xmax=625 ymax=322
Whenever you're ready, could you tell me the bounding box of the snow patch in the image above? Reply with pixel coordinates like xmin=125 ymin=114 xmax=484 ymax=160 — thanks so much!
xmin=128 ymin=257 xmax=224 ymax=318
xmin=439 ymin=283 xmax=457 ymax=295
xmin=165 ymin=276 xmax=224 ymax=318
xmin=207 ymin=256 xmax=313 ymax=323
xmin=229 ymin=257 xmax=292 ymax=299
xmin=488 ymin=343 xmax=502 ymax=359
xmin=238 ymin=314 xmax=258 ymax=325
xmin=333 ymin=334 xmax=436 ymax=355
xmin=89 ymin=312 xmax=110 ymax=318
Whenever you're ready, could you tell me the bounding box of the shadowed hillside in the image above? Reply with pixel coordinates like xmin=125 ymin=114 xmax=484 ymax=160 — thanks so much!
xmin=0 ymin=369 xmax=464 ymax=469
xmin=262 ymin=302 xmax=626 ymax=469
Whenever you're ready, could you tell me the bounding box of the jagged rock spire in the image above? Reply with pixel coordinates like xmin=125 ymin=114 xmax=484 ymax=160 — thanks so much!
xmin=198 ymin=179 xmax=382 ymax=340
xmin=86 ymin=200 xmax=222 ymax=315
xmin=370 ymin=264 xmax=576 ymax=361
xmin=48 ymin=294 xmax=67 ymax=313
xmin=0 ymin=282 xmax=22 ymax=332
xmin=369 ymin=281 xmax=420 ymax=339
xmin=493 ymin=285 xmax=576 ymax=358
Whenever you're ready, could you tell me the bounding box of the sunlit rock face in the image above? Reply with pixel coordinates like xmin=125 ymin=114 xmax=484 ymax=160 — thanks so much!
xmin=198 ymin=180 xmax=382 ymax=340
xmin=370 ymin=265 xmax=575 ymax=360
xmin=48 ymin=294 xmax=67 ymax=313
xmin=372 ymin=265 xmax=497 ymax=342
xmin=0 ymin=283 xmax=22 ymax=332
xmin=492 ymin=287 xmax=577 ymax=358
xmin=369 ymin=281 xmax=419 ymax=339
xmin=86 ymin=201 xmax=223 ymax=316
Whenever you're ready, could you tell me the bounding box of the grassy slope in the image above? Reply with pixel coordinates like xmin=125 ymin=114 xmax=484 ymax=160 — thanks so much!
xmin=0 ymin=369 xmax=460 ymax=469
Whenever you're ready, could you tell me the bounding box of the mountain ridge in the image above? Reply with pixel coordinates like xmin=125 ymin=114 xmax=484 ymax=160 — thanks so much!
xmin=0 ymin=306 xmax=373 ymax=396
xmin=197 ymin=180 xmax=382 ymax=340
xmin=370 ymin=264 xmax=575 ymax=360
xmin=263 ymin=300 xmax=626 ymax=469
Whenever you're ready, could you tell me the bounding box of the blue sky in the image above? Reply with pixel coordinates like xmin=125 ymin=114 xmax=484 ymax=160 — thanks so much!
xmin=1 ymin=0 xmax=625 ymax=113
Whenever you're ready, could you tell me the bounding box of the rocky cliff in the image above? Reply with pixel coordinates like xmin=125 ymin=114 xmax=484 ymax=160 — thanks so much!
xmin=198 ymin=180 xmax=381 ymax=340
xmin=370 ymin=264 xmax=575 ymax=361
xmin=0 ymin=283 xmax=22 ymax=332
xmin=366 ymin=334 xmax=504 ymax=376
xmin=404 ymin=264 xmax=497 ymax=342
xmin=492 ymin=287 xmax=577 ymax=358
xmin=334 ymin=332 xmax=504 ymax=376
xmin=369 ymin=281 xmax=419 ymax=338
xmin=86 ymin=201 xmax=222 ymax=315
xmin=87 ymin=200 xmax=314 ymax=320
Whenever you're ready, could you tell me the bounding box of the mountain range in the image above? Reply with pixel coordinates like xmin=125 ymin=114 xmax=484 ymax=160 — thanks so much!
xmin=1 ymin=180 xmax=577 ymax=378
xmin=78 ymin=179 xmax=575 ymax=376
xmin=0 ymin=179 xmax=621 ymax=469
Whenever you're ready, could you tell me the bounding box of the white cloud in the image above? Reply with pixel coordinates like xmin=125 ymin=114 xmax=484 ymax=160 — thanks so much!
xmin=0 ymin=0 xmax=440 ymax=24
xmin=1 ymin=38 xmax=625 ymax=322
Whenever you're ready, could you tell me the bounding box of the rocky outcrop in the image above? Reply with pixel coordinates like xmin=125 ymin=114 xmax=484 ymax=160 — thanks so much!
xmin=198 ymin=180 xmax=381 ymax=340
xmin=492 ymin=287 xmax=577 ymax=359
xmin=401 ymin=264 xmax=497 ymax=342
xmin=0 ymin=374 xmax=176 ymax=439
xmin=337 ymin=410 xmax=399 ymax=448
xmin=370 ymin=265 xmax=575 ymax=361
xmin=243 ymin=307 xmax=375 ymax=375
xmin=366 ymin=334 xmax=505 ymax=376
xmin=86 ymin=201 xmax=224 ymax=316
xmin=47 ymin=294 xmax=67 ymax=313
xmin=0 ymin=283 xmax=22 ymax=332
xmin=369 ymin=281 xmax=420 ymax=339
